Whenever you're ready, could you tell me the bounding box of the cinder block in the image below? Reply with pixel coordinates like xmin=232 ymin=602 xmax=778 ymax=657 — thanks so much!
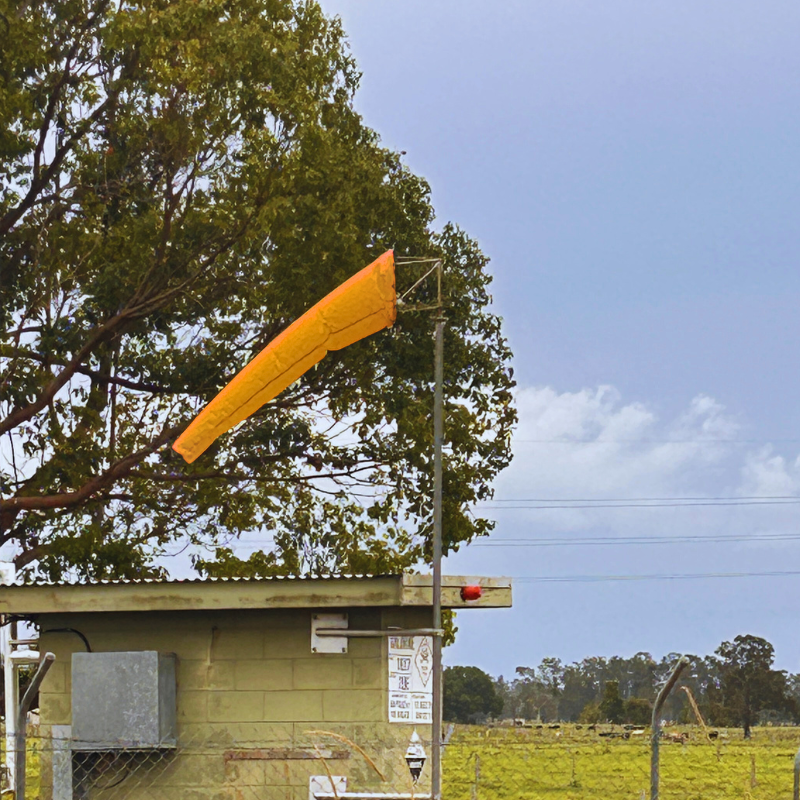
xmin=352 ymin=659 xmax=382 ymax=689
xmin=41 ymin=662 xmax=67 ymax=694
xmin=39 ymin=693 xmax=70 ymax=725
xmin=264 ymin=629 xmax=311 ymax=659
xmin=178 ymin=691 xmax=209 ymax=723
xmin=179 ymin=660 xmax=236 ymax=691
xmin=162 ymin=789 xmax=235 ymax=800
xmin=347 ymin=609 xmax=382 ymax=629
xmin=293 ymin=659 xmax=352 ymax=690
xmin=262 ymin=759 xmax=292 ymax=786
xmin=263 ymin=690 xmax=322 ymax=722
xmin=76 ymin=627 xmax=209 ymax=658
xmin=211 ymin=628 xmax=264 ymax=661
xmin=208 ymin=692 xmax=265 ymax=723
xmin=262 ymin=787 xmax=294 ymax=800
xmin=38 ymin=633 xmax=87 ymax=662
xmin=293 ymin=722 xmax=354 ymax=746
xmin=209 ymin=662 xmax=237 ymax=690
xmin=285 ymin=759 xmax=335 ymax=789
xmin=291 ymin=785 xmax=315 ymax=800
xmin=261 ymin=609 xmax=308 ymax=630
xmin=322 ymin=690 xmax=383 ymax=722
xmin=211 ymin=629 xmax=264 ymax=660
xmin=206 ymin=722 xmax=294 ymax=746
xmin=381 ymin=608 xmax=430 ymax=629
xmin=224 ymin=759 xmax=266 ymax=786
xmin=235 ymin=660 xmax=293 ymax=691
xmin=347 ymin=638 xmax=381 ymax=659
xmin=161 ymin=753 xmax=226 ymax=787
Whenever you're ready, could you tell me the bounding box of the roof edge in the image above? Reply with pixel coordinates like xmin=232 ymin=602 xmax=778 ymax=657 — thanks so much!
xmin=0 ymin=573 xmax=512 ymax=615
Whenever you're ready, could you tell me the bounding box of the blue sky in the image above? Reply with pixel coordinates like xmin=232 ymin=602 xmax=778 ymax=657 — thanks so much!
xmin=317 ymin=0 xmax=800 ymax=676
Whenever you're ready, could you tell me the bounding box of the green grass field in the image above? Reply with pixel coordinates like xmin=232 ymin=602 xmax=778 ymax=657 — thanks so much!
xmin=442 ymin=725 xmax=800 ymax=799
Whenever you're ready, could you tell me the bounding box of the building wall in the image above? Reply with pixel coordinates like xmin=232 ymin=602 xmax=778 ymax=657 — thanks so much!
xmin=36 ymin=606 xmax=432 ymax=800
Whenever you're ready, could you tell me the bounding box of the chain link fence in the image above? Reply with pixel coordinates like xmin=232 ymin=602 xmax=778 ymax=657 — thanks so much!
xmin=4 ymin=723 xmax=800 ymax=798
xmin=10 ymin=727 xmax=431 ymax=800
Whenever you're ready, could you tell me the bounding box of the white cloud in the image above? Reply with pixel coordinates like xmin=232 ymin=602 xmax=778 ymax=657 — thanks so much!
xmin=482 ymin=385 xmax=799 ymax=539
xmin=739 ymin=448 xmax=800 ymax=498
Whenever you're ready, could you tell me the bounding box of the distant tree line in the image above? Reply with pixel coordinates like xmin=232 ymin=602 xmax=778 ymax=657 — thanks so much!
xmin=445 ymin=635 xmax=798 ymax=738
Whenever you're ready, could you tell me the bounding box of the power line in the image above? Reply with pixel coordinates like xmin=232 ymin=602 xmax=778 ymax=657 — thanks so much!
xmin=478 ymin=500 xmax=800 ymax=510
xmin=513 ymin=439 xmax=800 ymax=444
xmin=513 ymin=570 xmax=800 ymax=583
xmin=474 ymin=532 xmax=800 ymax=547
xmin=483 ymin=495 xmax=800 ymax=502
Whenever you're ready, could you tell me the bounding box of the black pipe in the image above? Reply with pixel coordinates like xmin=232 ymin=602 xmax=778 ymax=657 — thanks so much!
xmin=42 ymin=627 xmax=92 ymax=651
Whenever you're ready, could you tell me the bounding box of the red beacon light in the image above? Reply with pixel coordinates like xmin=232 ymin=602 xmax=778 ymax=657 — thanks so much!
xmin=460 ymin=585 xmax=483 ymax=602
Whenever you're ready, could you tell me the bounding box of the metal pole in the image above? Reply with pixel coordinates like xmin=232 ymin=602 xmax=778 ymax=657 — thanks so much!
xmin=431 ymin=261 xmax=444 ymax=800
xmin=650 ymin=656 xmax=689 ymax=800
xmin=15 ymin=652 xmax=55 ymax=800
xmin=1 ymin=621 xmax=17 ymax=790
xmin=793 ymin=745 xmax=800 ymax=800
xmin=0 ymin=562 xmax=17 ymax=792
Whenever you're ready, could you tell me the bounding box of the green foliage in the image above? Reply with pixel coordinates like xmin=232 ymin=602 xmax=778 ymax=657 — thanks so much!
xmin=444 ymin=666 xmax=503 ymax=724
xmin=500 ymin=653 xmax=658 ymax=723
xmin=500 ymin=660 xmax=562 ymax=722
xmin=0 ymin=0 xmax=515 ymax=579
xmin=498 ymin=640 xmax=798 ymax=729
xmin=712 ymin=635 xmax=791 ymax=739
xmin=577 ymin=702 xmax=601 ymax=724
xmin=598 ymin=680 xmax=624 ymax=724
xmin=623 ymin=696 xmax=652 ymax=726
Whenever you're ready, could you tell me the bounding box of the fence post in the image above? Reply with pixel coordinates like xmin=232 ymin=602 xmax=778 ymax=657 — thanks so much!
xmin=15 ymin=652 xmax=55 ymax=800
xmin=793 ymin=745 xmax=800 ymax=800
xmin=471 ymin=754 xmax=480 ymax=800
xmin=650 ymin=656 xmax=689 ymax=800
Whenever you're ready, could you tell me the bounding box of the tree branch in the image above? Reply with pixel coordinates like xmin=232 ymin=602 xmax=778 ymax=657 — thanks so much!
xmin=0 ymin=424 xmax=182 ymax=529
xmin=0 ymin=85 xmax=118 ymax=237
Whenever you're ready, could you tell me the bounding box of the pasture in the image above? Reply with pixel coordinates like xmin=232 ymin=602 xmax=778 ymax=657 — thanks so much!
xmin=442 ymin=724 xmax=800 ymax=799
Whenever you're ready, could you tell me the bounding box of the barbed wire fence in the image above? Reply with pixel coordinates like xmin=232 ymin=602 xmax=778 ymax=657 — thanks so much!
xmin=3 ymin=722 xmax=800 ymax=799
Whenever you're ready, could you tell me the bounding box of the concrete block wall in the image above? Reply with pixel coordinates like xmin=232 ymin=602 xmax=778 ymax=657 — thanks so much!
xmin=36 ymin=606 xmax=433 ymax=799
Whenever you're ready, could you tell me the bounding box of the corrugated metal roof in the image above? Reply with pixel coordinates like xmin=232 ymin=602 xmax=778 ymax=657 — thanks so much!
xmin=8 ymin=573 xmax=389 ymax=588
xmin=0 ymin=573 xmax=512 ymax=614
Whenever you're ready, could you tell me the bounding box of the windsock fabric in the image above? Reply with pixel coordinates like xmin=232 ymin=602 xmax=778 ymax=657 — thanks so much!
xmin=173 ymin=251 xmax=396 ymax=463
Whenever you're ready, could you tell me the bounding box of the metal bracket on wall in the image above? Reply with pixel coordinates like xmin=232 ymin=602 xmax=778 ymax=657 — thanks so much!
xmin=314 ymin=628 xmax=443 ymax=638
xmin=310 ymin=613 xmax=348 ymax=654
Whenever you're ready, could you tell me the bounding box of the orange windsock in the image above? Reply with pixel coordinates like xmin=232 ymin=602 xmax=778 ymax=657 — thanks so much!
xmin=174 ymin=251 xmax=396 ymax=463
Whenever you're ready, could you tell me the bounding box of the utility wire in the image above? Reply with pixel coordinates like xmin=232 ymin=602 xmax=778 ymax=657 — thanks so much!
xmin=513 ymin=439 xmax=800 ymax=444
xmin=230 ymin=530 xmax=800 ymax=548
xmin=483 ymin=495 xmax=800 ymax=502
xmin=513 ymin=570 xmax=800 ymax=583
xmin=474 ymin=532 xmax=800 ymax=547
xmin=478 ymin=500 xmax=800 ymax=510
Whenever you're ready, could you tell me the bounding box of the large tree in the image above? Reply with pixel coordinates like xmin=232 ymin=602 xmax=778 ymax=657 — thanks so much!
xmin=443 ymin=666 xmax=503 ymax=724
xmin=713 ymin=635 xmax=789 ymax=738
xmin=0 ymin=0 xmax=515 ymax=579
xmin=506 ymin=659 xmax=562 ymax=722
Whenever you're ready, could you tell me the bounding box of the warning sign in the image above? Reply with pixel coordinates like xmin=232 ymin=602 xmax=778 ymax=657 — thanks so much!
xmin=388 ymin=635 xmax=434 ymax=724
